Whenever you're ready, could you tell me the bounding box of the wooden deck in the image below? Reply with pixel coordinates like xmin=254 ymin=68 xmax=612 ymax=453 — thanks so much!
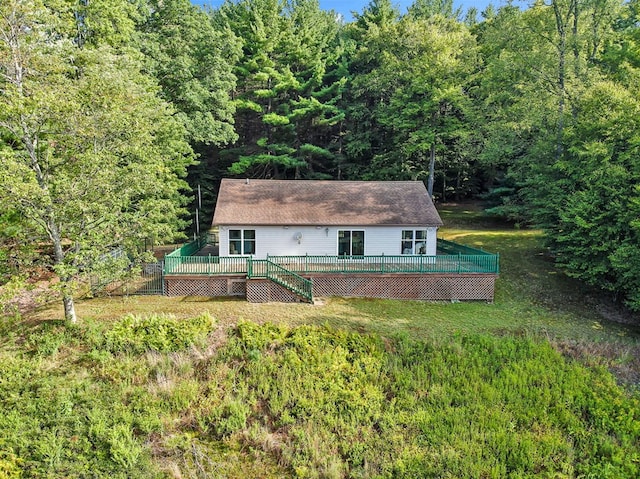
xmin=164 ymin=254 xmax=499 ymax=276
xmin=163 ymin=239 xmax=499 ymax=303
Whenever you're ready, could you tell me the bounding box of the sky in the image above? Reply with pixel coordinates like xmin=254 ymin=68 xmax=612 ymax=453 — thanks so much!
xmin=316 ymin=0 xmax=497 ymax=19
xmin=196 ymin=0 xmax=505 ymax=21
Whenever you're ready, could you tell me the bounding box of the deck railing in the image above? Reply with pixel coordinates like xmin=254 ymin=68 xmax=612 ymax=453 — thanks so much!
xmin=163 ymin=238 xmax=499 ymax=276
xmin=164 ymin=253 xmax=498 ymax=276
xmin=267 ymin=253 xmax=499 ymax=275
xmin=165 ymin=237 xmax=208 ymax=259
xmin=164 ymin=254 xmax=248 ymax=275
xmin=436 ymin=238 xmax=493 ymax=256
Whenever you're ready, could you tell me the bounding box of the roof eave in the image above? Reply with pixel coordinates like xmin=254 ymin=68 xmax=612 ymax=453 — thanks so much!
xmin=212 ymin=222 xmax=443 ymax=227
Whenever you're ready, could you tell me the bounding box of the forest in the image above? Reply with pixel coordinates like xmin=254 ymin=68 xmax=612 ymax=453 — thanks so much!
xmin=1 ymin=0 xmax=640 ymax=314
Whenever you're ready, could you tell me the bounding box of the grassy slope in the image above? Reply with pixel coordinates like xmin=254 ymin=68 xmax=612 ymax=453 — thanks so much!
xmin=3 ymin=203 xmax=639 ymax=478
xmin=27 ymin=202 xmax=640 ymax=387
xmin=31 ymin=203 xmax=640 ymax=342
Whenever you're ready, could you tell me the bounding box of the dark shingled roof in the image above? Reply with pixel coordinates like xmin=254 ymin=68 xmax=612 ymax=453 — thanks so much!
xmin=212 ymin=179 xmax=443 ymax=227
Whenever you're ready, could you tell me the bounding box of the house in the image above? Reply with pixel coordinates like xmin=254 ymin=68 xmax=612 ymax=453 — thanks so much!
xmin=162 ymin=179 xmax=498 ymax=303
xmin=212 ymin=179 xmax=443 ymax=258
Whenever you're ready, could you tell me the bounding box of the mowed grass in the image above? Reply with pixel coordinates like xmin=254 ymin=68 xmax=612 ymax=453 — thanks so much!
xmin=30 ymin=203 xmax=640 ymax=343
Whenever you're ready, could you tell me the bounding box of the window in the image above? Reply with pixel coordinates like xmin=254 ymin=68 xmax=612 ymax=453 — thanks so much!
xmin=338 ymin=230 xmax=364 ymax=256
xmin=401 ymin=230 xmax=428 ymax=255
xmin=229 ymin=229 xmax=256 ymax=255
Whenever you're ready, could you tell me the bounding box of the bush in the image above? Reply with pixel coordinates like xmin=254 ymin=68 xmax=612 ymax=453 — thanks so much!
xmin=203 ymin=323 xmax=640 ymax=478
xmin=0 ymin=447 xmax=22 ymax=479
xmin=1 ymin=316 xmax=638 ymax=478
xmin=104 ymin=313 xmax=214 ymax=354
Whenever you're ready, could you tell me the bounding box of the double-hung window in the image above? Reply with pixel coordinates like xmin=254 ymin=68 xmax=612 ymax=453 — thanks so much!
xmin=401 ymin=230 xmax=427 ymax=255
xmin=338 ymin=230 xmax=364 ymax=256
xmin=229 ymin=229 xmax=256 ymax=255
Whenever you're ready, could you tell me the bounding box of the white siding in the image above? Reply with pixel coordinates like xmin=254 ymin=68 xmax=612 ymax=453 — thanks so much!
xmin=362 ymin=226 xmax=438 ymax=256
xmin=218 ymin=225 xmax=438 ymax=258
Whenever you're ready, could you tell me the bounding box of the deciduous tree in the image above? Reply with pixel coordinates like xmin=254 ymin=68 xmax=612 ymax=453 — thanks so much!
xmin=345 ymin=8 xmax=477 ymax=197
xmin=0 ymin=0 xmax=194 ymax=322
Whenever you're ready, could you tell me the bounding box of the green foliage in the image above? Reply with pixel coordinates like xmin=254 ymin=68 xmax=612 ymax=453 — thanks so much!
xmin=107 ymin=424 xmax=143 ymax=469
xmin=344 ymin=9 xmax=479 ymax=196
xmin=473 ymin=0 xmax=640 ymax=305
xmin=227 ymin=153 xmax=306 ymax=175
xmin=0 ymin=353 xmax=159 ymax=477
xmin=0 ymin=0 xmax=195 ymax=321
xmin=103 ymin=313 xmax=215 ymax=354
xmin=408 ymin=0 xmax=462 ymax=19
xmin=0 ymin=210 xmax=37 ymax=286
xmin=137 ymin=0 xmax=240 ymax=146
xmin=0 ymin=313 xmax=217 ymax=478
xmin=217 ymin=0 xmax=345 ymax=179
xmin=195 ymin=322 xmax=640 ymax=478
xmin=534 ymin=81 xmax=640 ymax=309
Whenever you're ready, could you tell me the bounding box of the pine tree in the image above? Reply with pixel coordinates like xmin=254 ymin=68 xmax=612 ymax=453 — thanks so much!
xmin=217 ymin=0 xmax=343 ymax=179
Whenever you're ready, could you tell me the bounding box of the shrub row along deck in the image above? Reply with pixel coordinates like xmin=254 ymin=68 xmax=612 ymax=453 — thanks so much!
xmin=163 ymin=239 xmax=499 ymax=304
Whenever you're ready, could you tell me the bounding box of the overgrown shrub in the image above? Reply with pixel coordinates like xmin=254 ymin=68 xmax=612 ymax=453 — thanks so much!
xmin=103 ymin=313 xmax=214 ymax=354
xmin=201 ymin=323 xmax=640 ymax=478
xmin=0 ymin=447 xmax=22 ymax=479
xmin=1 ymin=316 xmax=638 ymax=478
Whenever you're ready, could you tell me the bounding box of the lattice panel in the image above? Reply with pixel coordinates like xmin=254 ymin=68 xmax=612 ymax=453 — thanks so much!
xmin=247 ymin=279 xmax=302 ymax=303
xmin=450 ymin=276 xmax=496 ymax=300
xmin=165 ymin=273 xmax=496 ymax=302
xmin=310 ymin=274 xmax=495 ymax=301
xmin=246 ymin=280 xmax=269 ymax=303
xmin=165 ymin=277 xmax=231 ymax=297
xmin=270 ymin=282 xmax=302 ymax=302
xmin=229 ymin=280 xmax=247 ymax=296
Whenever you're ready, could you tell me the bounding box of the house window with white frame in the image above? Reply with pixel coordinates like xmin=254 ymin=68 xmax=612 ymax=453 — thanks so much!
xmin=401 ymin=230 xmax=427 ymax=255
xmin=338 ymin=230 xmax=364 ymax=256
xmin=229 ymin=229 xmax=256 ymax=255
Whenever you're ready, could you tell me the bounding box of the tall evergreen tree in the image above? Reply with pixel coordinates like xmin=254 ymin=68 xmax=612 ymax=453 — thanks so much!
xmin=137 ymin=0 xmax=240 ymax=146
xmin=343 ymin=0 xmax=401 ymax=178
xmin=345 ymin=7 xmax=477 ymax=197
xmin=408 ymin=0 xmax=462 ymax=20
xmin=553 ymin=81 xmax=640 ymax=309
xmin=136 ymin=0 xmax=241 ymax=234
xmin=216 ymin=0 xmax=343 ymax=179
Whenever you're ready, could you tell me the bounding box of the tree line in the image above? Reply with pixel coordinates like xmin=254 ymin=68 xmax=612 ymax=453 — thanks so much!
xmin=1 ymin=0 xmax=639 ymax=318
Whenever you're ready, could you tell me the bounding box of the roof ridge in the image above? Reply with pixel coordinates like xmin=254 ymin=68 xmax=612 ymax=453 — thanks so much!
xmin=221 ymin=178 xmax=424 ymax=184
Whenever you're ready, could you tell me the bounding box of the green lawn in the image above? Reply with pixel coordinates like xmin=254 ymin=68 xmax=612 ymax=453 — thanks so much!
xmin=3 ymin=202 xmax=638 ymax=478
xmin=31 ymin=202 xmax=640 ymax=343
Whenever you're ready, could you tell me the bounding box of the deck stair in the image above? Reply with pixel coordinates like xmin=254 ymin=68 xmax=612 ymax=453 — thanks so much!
xmin=248 ymin=259 xmax=314 ymax=303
